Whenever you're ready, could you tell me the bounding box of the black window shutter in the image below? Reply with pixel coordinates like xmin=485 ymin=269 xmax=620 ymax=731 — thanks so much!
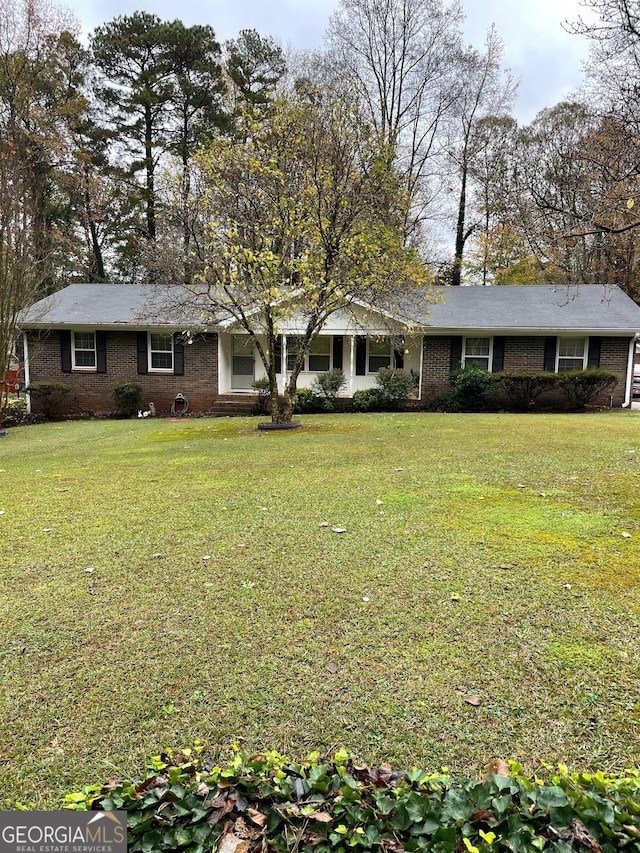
xmin=394 ymin=347 xmax=404 ymax=369
xmin=587 ymin=336 xmax=601 ymax=368
xmin=333 ymin=336 xmax=343 ymax=370
xmin=274 ymin=335 xmax=282 ymax=374
xmin=96 ymin=331 xmax=107 ymax=374
xmin=544 ymin=337 xmax=557 ymax=372
xmin=137 ymin=332 xmax=148 ymax=374
xmin=173 ymin=334 xmax=184 ymax=376
xmin=60 ymin=330 xmax=72 ymax=373
xmin=450 ymin=336 xmax=463 ymax=371
xmin=492 ymin=336 xmax=505 ymax=373
xmin=355 ymin=336 xmax=367 ymax=376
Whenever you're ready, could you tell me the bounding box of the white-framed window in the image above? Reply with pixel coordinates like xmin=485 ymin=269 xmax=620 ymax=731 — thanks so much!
xmin=557 ymin=337 xmax=587 ymax=372
xmin=368 ymin=337 xmax=392 ymax=373
xmin=149 ymin=333 xmax=174 ymax=372
xmin=286 ymin=336 xmax=331 ymax=372
xmin=72 ymin=331 xmax=96 ymax=369
xmin=308 ymin=336 xmax=330 ymax=372
xmin=463 ymin=337 xmax=491 ymax=370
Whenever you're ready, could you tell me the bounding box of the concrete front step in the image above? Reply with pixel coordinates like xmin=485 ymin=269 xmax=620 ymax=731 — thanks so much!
xmin=210 ymin=394 xmax=260 ymax=416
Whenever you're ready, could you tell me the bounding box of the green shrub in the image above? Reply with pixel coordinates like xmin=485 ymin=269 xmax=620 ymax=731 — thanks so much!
xmin=449 ymin=365 xmax=495 ymax=412
xmin=27 ymin=380 xmax=75 ymax=419
xmin=293 ymin=387 xmax=317 ymax=413
xmin=64 ymin=748 xmax=640 ymax=853
xmin=312 ymin=369 xmax=346 ymax=409
xmin=374 ymin=367 xmax=415 ymax=409
xmin=352 ymin=387 xmax=383 ymax=411
xmin=558 ymin=368 xmax=618 ymax=410
xmin=422 ymin=391 xmax=452 ymax=412
xmin=111 ymin=382 xmax=143 ymax=417
xmin=495 ymin=370 xmax=559 ymax=411
xmin=0 ymin=396 xmax=28 ymax=425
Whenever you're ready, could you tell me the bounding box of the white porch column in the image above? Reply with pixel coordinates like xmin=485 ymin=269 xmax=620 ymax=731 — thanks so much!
xmin=348 ymin=335 xmax=355 ymax=396
xmin=23 ymin=332 xmax=31 ymax=414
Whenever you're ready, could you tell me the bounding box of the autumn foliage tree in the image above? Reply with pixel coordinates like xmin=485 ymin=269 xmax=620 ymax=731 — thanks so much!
xmin=195 ymin=90 xmax=427 ymax=423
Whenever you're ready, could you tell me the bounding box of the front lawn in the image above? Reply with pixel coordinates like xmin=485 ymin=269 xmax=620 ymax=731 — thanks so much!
xmin=0 ymin=412 xmax=638 ymax=807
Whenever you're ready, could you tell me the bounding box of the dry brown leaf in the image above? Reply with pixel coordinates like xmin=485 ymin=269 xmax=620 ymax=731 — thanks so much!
xmin=247 ymin=809 xmax=267 ymax=828
xmin=307 ymin=811 xmax=332 ymax=823
xmin=217 ymin=831 xmax=250 ymax=853
xmin=326 ymin=661 xmax=339 ymax=674
xmin=487 ymin=758 xmax=510 ymax=777
xmin=499 ymin=564 xmax=512 ymax=570
xmin=470 ymin=809 xmax=495 ymax=822
xmin=465 ymin=695 xmax=482 ymax=707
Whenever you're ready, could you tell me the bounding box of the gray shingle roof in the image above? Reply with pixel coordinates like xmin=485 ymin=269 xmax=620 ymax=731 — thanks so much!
xmin=398 ymin=284 xmax=640 ymax=333
xmin=20 ymin=282 xmax=640 ymax=335
xmin=21 ymin=283 xmax=213 ymax=329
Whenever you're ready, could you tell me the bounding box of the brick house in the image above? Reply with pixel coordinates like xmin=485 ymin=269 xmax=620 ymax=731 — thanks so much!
xmin=19 ymin=282 xmax=640 ymax=414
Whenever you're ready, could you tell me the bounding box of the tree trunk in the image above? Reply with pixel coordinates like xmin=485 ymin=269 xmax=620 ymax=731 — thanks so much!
xmin=451 ymin=156 xmax=468 ymax=287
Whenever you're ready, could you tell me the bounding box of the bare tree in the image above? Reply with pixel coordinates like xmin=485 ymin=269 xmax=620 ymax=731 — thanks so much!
xmin=326 ymin=0 xmax=464 ymax=247
xmin=447 ymin=27 xmax=517 ymax=285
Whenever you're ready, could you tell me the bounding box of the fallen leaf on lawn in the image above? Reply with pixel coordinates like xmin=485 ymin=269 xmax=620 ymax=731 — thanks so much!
xmin=84 ymin=567 xmax=94 ymax=574
xmin=376 ymin=499 xmax=383 ymax=505
xmin=247 ymin=809 xmax=267 ymax=828
xmin=43 ymin=528 xmax=52 ymax=533
xmin=395 ymin=468 xmax=404 ymax=472
xmin=319 ymin=522 xmax=329 ymax=527
xmin=450 ymin=593 xmax=461 ymax=601
xmin=623 ymin=825 xmax=640 ymax=838
xmin=202 ymin=555 xmax=211 ymax=561
xmin=517 ymin=483 xmax=525 ymax=488
xmin=455 ymin=685 xmax=467 ymax=692
xmin=465 ymin=695 xmax=482 ymax=707
xmin=499 ymin=564 xmax=512 ymax=570
xmin=332 ymin=527 xmax=346 ymax=534
xmin=621 ymin=532 xmax=632 ymax=538
xmin=307 ymin=811 xmax=332 ymax=823
xmin=195 ymin=782 xmax=210 ymax=797
xmin=487 ymin=758 xmax=510 ymax=777
xmin=326 ymin=661 xmax=339 ymax=674
xmin=362 ymin=596 xmax=370 ymax=602
xmin=563 ymin=583 xmax=572 ymax=589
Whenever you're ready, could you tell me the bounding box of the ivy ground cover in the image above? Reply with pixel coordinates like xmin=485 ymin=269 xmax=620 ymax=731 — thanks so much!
xmin=0 ymin=412 xmax=639 ymax=807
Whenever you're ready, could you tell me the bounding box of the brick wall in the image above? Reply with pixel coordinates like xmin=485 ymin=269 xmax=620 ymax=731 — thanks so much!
xmin=25 ymin=330 xmax=219 ymax=415
xmin=421 ymin=334 xmax=633 ymax=407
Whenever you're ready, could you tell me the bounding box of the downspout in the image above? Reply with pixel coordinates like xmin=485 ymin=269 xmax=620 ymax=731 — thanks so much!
xmin=23 ymin=332 xmax=31 ymax=414
xmin=622 ymin=333 xmax=638 ymax=408
xmin=418 ymin=335 xmax=424 ymax=401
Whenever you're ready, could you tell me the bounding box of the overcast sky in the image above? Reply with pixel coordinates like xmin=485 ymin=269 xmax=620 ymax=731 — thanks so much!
xmin=63 ymin=0 xmax=593 ymax=124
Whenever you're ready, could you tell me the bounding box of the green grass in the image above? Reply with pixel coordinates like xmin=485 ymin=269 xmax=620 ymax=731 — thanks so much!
xmin=0 ymin=411 xmax=639 ymax=807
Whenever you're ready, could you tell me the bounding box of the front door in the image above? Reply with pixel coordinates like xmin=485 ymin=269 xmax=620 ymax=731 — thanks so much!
xmin=231 ymin=335 xmax=255 ymax=389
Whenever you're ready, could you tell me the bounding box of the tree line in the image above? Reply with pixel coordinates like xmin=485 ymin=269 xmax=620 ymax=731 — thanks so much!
xmin=1 ymin=0 xmax=640 ymax=301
